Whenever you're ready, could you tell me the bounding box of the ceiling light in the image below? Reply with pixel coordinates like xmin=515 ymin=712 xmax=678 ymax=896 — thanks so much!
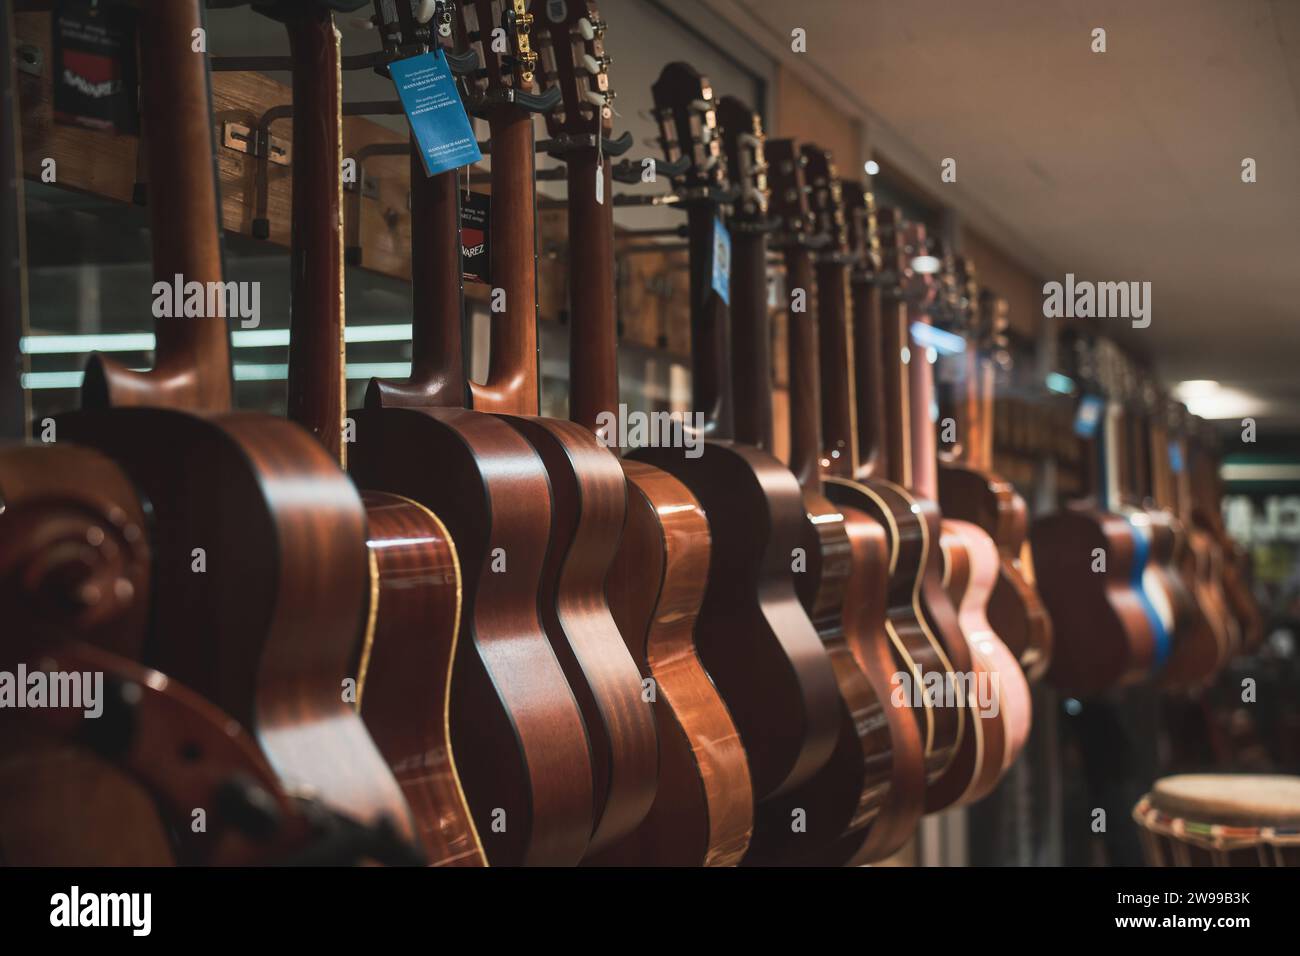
xmin=1173 ymin=379 xmax=1267 ymax=419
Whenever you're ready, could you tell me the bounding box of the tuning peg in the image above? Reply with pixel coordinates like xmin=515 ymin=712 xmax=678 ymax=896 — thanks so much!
xmin=581 ymin=52 xmax=612 ymax=74
xmin=414 ymin=0 xmax=438 ymax=24
xmin=577 ymin=16 xmax=607 ymax=40
xmin=690 ymin=98 xmax=713 ymax=111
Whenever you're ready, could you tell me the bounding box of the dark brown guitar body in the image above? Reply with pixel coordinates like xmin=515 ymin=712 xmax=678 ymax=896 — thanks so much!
xmin=501 ymin=415 xmax=658 ymax=852
xmin=351 ymin=403 xmax=594 ymax=866
xmin=595 ymin=460 xmax=754 ymax=867
xmin=1031 ymin=507 xmax=1157 ymax=694
xmin=636 ymin=441 xmax=841 ymax=800
xmin=357 ymin=492 xmax=485 ymax=866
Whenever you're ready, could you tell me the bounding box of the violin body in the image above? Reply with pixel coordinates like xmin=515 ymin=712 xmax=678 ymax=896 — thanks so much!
xmin=634 ymin=442 xmax=841 ymax=801
xmin=350 ymin=404 xmax=595 ymax=866
xmin=1031 ymin=506 xmax=1157 ymax=694
xmin=357 ymin=492 xmax=485 ymax=866
xmin=595 ymin=460 xmax=754 ymax=867
xmin=501 ymin=415 xmax=658 ymax=854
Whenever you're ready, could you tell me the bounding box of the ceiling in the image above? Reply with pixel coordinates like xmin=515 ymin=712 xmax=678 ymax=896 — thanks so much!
xmin=714 ymin=0 xmax=1300 ymax=425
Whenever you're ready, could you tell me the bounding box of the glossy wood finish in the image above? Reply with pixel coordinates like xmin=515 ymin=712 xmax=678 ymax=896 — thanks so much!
xmin=352 ymin=403 xmax=594 ymax=865
xmin=643 ymin=64 xmax=839 ymax=802
xmin=597 ymin=460 xmax=754 ymax=866
xmin=473 ymin=4 xmax=657 ymax=853
xmin=59 ymin=0 xmax=415 ymax=840
xmin=80 ymin=1 xmax=230 ymax=414
xmin=358 ymin=492 xmax=485 ymax=866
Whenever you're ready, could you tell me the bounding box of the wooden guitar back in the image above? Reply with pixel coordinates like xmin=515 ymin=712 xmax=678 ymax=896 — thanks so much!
xmin=351 ymin=404 xmax=596 ymax=865
xmin=596 ymin=459 xmax=754 ymax=867
xmin=635 ymin=441 xmax=841 ymax=801
xmin=357 ymin=492 xmax=485 ymax=866
xmin=502 ymin=415 xmax=658 ymax=853
xmin=59 ymin=408 xmax=416 ymax=838
xmin=1031 ymin=507 xmax=1157 ymax=695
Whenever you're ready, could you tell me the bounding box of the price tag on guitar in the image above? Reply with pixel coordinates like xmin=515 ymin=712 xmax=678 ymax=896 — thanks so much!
xmin=389 ymin=50 xmax=482 ymax=177
xmin=712 ymin=215 xmax=732 ymax=305
xmin=1074 ymin=394 xmax=1105 ymax=438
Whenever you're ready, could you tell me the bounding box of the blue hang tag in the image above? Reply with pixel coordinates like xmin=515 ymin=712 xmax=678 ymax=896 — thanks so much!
xmin=1168 ymin=440 xmax=1184 ymax=474
xmin=711 ymin=216 xmax=731 ymax=306
xmin=389 ymin=50 xmax=482 ymax=177
xmin=1074 ymin=394 xmax=1105 ymax=438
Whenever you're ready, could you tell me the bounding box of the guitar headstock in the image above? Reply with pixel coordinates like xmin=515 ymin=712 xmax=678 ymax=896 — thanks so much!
xmin=840 ymin=180 xmax=882 ymax=281
xmin=716 ymin=96 xmax=768 ymax=225
xmin=454 ymin=0 xmax=539 ymax=98
xmin=530 ymin=0 xmax=612 ymax=138
xmin=972 ymin=282 xmax=1012 ymax=370
xmin=877 ymin=212 xmax=936 ymax=309
xmin=929 ymin=243 xmax=963 ymax=330
xmin=651 ymin=62 xmax=727 ymax=194
xmin=763 ymin=138 xmax=812 ymax=243
xmin=800 ymin=144 xmax=850 ymax=258
xmin=372 ymin=0 xmax=458 ymax=56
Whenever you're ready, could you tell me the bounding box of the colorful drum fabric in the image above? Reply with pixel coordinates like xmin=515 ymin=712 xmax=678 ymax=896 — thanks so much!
xmin=1133 ymin=774 xmax=1300 ymax=866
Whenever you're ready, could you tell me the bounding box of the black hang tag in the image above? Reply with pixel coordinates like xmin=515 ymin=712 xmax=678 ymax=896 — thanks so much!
xmin=52 ymin=1 xmax=140 ymax=134
xmin=461 ymin=191 xmax=490 ymax=285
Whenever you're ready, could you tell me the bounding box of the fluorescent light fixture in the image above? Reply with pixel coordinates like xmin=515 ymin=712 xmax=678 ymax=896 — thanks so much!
xmin=21 ymin=361 xmax=414 ymax=390
xmin=910 ymin=255 xmax=941 ymax=274
xmin=864 ymin=160 xmax=880 ymax=175
xmin=19 ymin=324 xmax=416 ymax=355
xmin=909 ymin=321 xmax=965 ymax=356
xmin=1172 ymin=379 xmax=1267 ymax=420
xmin=1045 ymin=372 xmax=1077 ymax=395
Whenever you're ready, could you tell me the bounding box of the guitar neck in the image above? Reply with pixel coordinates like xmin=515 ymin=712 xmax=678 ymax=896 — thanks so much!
xmin=567 ymin=150 xmax=618 ymax=435
xmin=849 ymin=275 xmax=889 ymax=481
xmin=785 ymin=244 xmax=821 ymax=490
xmin=469 ymin=106 xmax=540 ymax=416
xmin=369 ymin=158 xmax=468 ymax=410
xmin=87 ymin=0 xmax=231 ymax=414
xmin=285 ymin=8 xmax=345 ymax=463
xmin=686 ymin=202 xmax=734 ymax=439
xmin=730 ymin=220 xmax=774 ymax=452
xmin=879 ymin=292 xmax=914 ymax=490
xmin=816 ymin=259 xmax=855 ymax=479
xmin=907 ymin=305 xmax=939 ymax=500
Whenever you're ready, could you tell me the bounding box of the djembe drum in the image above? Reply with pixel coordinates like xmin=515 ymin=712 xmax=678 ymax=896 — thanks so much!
xmin=1133 ymin=774 xmax=1300 ymax=866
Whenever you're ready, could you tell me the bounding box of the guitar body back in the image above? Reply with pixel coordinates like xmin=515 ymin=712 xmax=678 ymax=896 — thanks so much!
xmin=596 ymin=459 xmax=754 ymax=867
xmin=358 ymin=492 xmax=485 ymax=866
xmin=351 ymin=404 xmax=595 ymax=865
xmin=634 ymin=441 xmax=841 ymax=801
xmin=1031 ymin=507 xmax=1157 ymax=695
xmin=59 ymin=407 xmax=415 ymax=837
xmin=500 ymin=415 xmax=658 ymax=854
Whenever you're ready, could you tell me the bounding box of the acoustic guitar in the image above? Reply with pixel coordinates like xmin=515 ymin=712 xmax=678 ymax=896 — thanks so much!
xmin=533 ymin=7 xmax=753 ymax=867
xmin=937 ymin=268 xmax=1053 ymax=684
xmin=1030 ymin=333 xmax=1157 ymax=693
xmin=467 ymin=0 xmax=659 ymax=857
xmin=823 ymin=196 xmax=962 ymax=795
xmin=57 ymin=0 xmax=417 ymax=841
xmin=275 ymin=0 xmax=484 ymax=866
xmin=900 ymin=230 xmax=1001 ymax=811
xmin=928 ymin=254 xmax=1031 ymax=795
xmin=635 ymin=62 xmax=841 ymax=803
xmin=734 ymin=134 xmax=892 ymax=865
xmin=350 ymin=0 xmax=596 ymax=866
